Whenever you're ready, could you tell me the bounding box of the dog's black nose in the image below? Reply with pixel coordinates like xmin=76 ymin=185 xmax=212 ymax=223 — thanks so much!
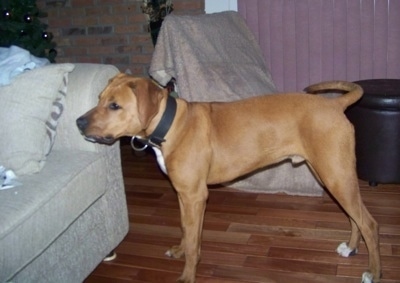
xmin=76 ymin=116 xmax=88 ymax=131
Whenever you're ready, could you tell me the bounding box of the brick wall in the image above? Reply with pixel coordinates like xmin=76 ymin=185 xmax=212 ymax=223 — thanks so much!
xmin=37 ymin=0 xmax=204 ymax=76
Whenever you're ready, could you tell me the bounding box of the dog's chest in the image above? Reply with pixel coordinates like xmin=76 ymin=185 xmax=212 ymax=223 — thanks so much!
xmin=152 ymin=147 xmax=167 ymax=175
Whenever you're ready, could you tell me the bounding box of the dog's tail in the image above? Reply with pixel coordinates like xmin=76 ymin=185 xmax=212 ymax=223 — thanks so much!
xmin=304 ymin=81 xmax=363 ymax=109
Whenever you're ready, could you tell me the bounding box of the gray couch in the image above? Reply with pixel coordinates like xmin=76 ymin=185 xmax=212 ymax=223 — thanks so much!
xmin=0 ymin=63 xmax=128 ymax=282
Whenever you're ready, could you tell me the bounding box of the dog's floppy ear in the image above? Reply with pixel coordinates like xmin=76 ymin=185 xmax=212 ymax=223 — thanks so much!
xmin=129 ymin=78 xmax=163 ymax=129
xmin=109 ymin=73 xmax=125 ymax=84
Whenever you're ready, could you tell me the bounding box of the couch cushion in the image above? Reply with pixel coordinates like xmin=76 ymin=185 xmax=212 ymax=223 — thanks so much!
xmin=0 ymin=64 xmax=75 ymax=175
xmin=0 ymin=149 xmax=108 ymax=281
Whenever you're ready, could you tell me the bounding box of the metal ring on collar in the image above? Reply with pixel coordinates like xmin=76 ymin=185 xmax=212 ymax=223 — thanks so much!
xmin=130 ymin=136 xmax=148 ymax=151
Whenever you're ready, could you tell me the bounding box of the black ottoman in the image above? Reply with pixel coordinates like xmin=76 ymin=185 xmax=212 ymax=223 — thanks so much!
xmin=346 ymin=79 xmax=400 ymax=186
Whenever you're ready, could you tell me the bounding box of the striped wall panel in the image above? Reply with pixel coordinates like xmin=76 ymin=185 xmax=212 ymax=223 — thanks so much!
xmin=238 ymin=0 xmax=400 ymax=92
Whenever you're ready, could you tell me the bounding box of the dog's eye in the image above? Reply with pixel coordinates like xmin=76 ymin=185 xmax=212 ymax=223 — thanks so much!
xmin=109 ymin=102 xmax=121 ymax=110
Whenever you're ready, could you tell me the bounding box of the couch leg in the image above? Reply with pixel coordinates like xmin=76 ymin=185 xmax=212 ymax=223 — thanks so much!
xmin=103 ymin=250 xmax=117 ymax=262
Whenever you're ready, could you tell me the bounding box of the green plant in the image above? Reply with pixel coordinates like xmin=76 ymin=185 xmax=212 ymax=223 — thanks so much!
xmin=141 ymin=0 xmax=173 ymax=46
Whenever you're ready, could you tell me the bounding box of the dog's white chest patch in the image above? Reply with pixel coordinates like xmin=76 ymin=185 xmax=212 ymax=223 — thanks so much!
xmin=152 ymin=147 xmax=167 ymax=175
xmin=289 ymin=155 xmax=305 ymax=164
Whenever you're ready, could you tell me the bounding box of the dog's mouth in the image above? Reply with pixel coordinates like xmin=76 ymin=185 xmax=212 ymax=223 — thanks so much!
xmin=84 ymin=135 xmax=116 ymax=145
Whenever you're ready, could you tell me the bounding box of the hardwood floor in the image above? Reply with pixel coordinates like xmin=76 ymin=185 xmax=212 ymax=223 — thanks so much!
xmin=85 ymin=145 xmax=400 ymax=283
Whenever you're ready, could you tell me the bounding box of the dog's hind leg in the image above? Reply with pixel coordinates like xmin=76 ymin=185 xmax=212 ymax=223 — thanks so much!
xmin=312 ymin=163 xmax=380 ymax=282
xmin=337 ymin=218 xmax=361 ymax=257
xmin=336 ymin=187 xmax=380 ymax=283
xmin=307 ymin=163 xmax=363 ymax=257
xmin=305 ymin=120 xmax=381 ymax=282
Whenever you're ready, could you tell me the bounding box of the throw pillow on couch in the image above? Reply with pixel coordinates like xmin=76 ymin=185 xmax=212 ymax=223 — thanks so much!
xmin=0 ymin=63 xmax=75 ymax=175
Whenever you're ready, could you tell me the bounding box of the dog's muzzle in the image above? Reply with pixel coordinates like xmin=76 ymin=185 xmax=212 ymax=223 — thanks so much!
xmin=76 ymin=116 xmax=115 ymax=144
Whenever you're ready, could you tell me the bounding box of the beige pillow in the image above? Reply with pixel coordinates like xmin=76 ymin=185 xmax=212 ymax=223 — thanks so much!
xmin=0 ymin=63 xmax=75 ymax=175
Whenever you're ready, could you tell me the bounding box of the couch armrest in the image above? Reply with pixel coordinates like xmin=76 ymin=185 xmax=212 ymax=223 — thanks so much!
xmin=53 ymin=63 xmax=120 ymax=152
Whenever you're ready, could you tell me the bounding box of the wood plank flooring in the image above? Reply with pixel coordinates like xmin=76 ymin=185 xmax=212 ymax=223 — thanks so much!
xmin=85 ymin=145 xmax=400 ymax=283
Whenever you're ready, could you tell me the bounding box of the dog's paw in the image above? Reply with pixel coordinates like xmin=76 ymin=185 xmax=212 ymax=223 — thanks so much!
xmin=165 ymin=245 xmax=184 ymax=259
xmin=361 ymin=272 xmax=374 ymax=283
xmin=336 ymin=242 xmax=358 ymax=257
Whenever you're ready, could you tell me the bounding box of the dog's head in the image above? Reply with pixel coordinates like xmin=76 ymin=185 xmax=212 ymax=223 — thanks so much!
xmin=76 ymin=74 xmax=164 ymax=144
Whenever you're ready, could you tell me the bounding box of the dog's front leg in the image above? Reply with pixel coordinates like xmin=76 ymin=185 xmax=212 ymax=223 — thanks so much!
xmin=166 ymin=183 xmax=209 ymax=283
xmin=165 ymin=194 xmax=188 ymax=259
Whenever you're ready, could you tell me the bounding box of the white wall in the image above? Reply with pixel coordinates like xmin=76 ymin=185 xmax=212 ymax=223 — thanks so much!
xmin=205 ymin=0 xmax=238 ymax=13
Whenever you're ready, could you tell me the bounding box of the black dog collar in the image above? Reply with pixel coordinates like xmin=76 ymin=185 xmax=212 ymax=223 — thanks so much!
xmin=138 ymin=95 xmax=177 ymax=147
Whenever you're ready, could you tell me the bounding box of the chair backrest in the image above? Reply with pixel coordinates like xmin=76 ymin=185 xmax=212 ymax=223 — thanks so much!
xmin=238 ymin=0 xmax=400 ymax=92
xmin=149 ymin=11 xmax=277 ymax=102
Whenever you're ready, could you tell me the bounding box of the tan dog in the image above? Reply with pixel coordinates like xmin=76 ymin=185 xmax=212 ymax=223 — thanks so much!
xmin=77 ymin=74 xmax=380 ymax=283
